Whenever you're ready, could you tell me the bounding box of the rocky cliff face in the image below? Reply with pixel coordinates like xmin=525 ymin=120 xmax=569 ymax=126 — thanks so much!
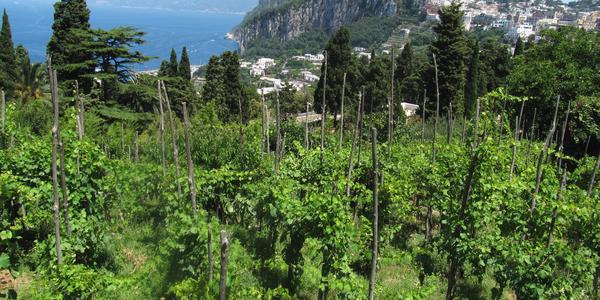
xmin=233 ymin=0 xmax=398 ymax=52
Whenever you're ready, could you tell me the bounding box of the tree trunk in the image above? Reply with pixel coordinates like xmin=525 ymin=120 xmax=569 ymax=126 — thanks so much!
xmin=433 ymin=53 xmax=440 ymax=152
xmin=518 ymin=100 xmax=525 ymax=140
xmin=238 ymin=97 xmax=245 ymax=167
xmin=368 ymin=127 xmax=379 ymax=300
xmin=447 ymin=103 xmax=453 ymax=144
xmin=339 ymin=72 xmax=347 ymax=151
xmin=182 ymin=102 xmax=197 ymax=214
xmin=320 ymin=51 xmax=328 ymax=165
xmin=219 ymin=231 xmax=229 ymax=300
xmin=584 ymin=135 xmax=591 ymax=157
xmin=461 ymin=116 xmax=467 ymax=144
xmin=498 ymin=100 xmax=507 ymax=147
xmin=49 ymin=65 xmax=63 ymax=265
xmin=160 ymin=81 xmax=182 ymax=198
xmin=593 ymin=265 xmax=600 ymax=300
xmin=357 ymin=87 xmax=365 ymax=166
xmin=157 ymin=81 xmax=167 ymax=176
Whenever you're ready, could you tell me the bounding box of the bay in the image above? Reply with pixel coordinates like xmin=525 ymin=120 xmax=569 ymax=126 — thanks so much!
xmin=3 ymin=1 xmax=245 ymax=70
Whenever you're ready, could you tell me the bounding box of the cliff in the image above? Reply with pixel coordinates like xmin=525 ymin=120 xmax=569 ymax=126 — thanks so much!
xmin=233 ymin=0 xmax=399 ymax=52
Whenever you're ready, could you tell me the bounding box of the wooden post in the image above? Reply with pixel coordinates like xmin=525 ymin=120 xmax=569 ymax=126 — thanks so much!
xmin=357 ymin=87 xmax=365 ymax=166
xmin=266 ymin=103 xmax=271 ymax=156
xmin=447 ymin=103 xmax=453 ymax=144
xmin=338 ymin=72 xmax=347 ymax=151
xmin=388 ymin=48 xmax=395 ymax=147
xmin=530 ymin=96 xmax=560 ymax=218
xmin=134 ymin=131 xmax=139 ymax=162
xmin=461 ymin=116 xmax=467 ymax=144
xmin=49 ymin=63 xmax=63 ymax=265
xmin=275 ymin=91 xmax=281 ymax=174
xmin=368 ymin=127 xmax=379 ymax=300
xmin=421 ymin=90 xmax=427 ymax=144
xmin=208 ymin=222 xmax=214 ymax=282
xmin=509 ymin=117 xmax=519 ymax=180
xmin=260 ymin=92 xmax=266 ymax=159
xmin=1 ymin=89 xmax=5 ymax=132
xmin=589 ymin=150 xmax=600 ymax=197
xmin=518 ymin=100 xmax=525 ymax=140
xmin=182 ymin=102 xmax=197 ymax=213
xmin=219 ymin=231 xmax=230 ymax=300
xmin=557 ymin=101 xmax=571 ymax=169
xmin=432 ymin=53 xmax=440 ymax=161
xmin=498 ymin=100 xmax=507 ymax=147
xmin=320 ymin=51 xmax=328 ymax=165
xmin=305 ymin=93 xmax=309 ymax=150
xmin=161 ymin=81 xmax=182 ymax=198
xmin=58 ymin=139 xmax=71 ymax=237
xmin=238 ymin=97 xmax=245 ymax=167
xmin=547 ymin=168 xmax=567 ymax=247
xmin=584 ymin=135 xmax=591 ymax=157
xmin=158 ymin=81 xmax=167 ymax=176
xmin=346 ymin=93 xmax=363 ymax=196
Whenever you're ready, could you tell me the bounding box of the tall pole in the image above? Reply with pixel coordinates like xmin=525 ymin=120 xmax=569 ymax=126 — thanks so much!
xmin=433 ymin=53 xmax=440 ymax=161
xmin=275 ymin=91 xmax=281 ymax=174
xmin=388 ymin=48 xmax=395 ymax=147
xmin=49 ymin=62 xmax=63 ymax=265
xmin=161 ymin=80 xmax=182 ymax=198
xmin=368 ymin=127 xmax=379 ymax=300
xmin=260 ymin=92 xmax=266 ymax=159
xmin=158 ymin=81 xmax=166 ymax=176
xmin=320 ymin=51 xmax=328 ymax=165
xmin=338 ymin=72 xmax=347 ymax=151
xmin=219 ymin=231 xmax=230 ymax=300
xmin=1 ymin=89 xmax=5 ymax=132
xmin=182 ymin=102 xmax=197 ymax=214
xmin=421 ymin=89 xmax=427 ymax=144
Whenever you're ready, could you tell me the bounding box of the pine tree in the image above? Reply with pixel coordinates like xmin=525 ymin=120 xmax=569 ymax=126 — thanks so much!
xmin=179 ymin=47 xmax=192 ymax=80
xmin=221 ymin=51 xmax=243 ymax=121
xmin=395 ymin=42 xmax=414 ymax=83
xmin=47 ymin=0 xmax=94 ymax=89
xmin=430 ymin=1 xmax=469 ymax=117
xmin=168 ymin=48 xmax=178 ymax=77
xmin=0 ymin=9 xmax=17 ymax=97
xmin=202 ymin=55 xmax=225 ymax=105
xmin=514 ymin=36 xmax=524 ymax=57
xmin=314 ymin=27 xmax=353 ymax=117
xmin=465 ymin=40 xmax=479 ymax=118
xmin=364 ymin=51 xmax=391 ymax=114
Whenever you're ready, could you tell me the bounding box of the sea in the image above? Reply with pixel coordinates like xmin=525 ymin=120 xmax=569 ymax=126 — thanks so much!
xmin=3 ymin=1 xmax=245 ymax=70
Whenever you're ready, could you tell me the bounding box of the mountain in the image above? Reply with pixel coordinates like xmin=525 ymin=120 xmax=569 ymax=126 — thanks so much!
xmin=232 ymin=0 xmax=399 ymax=52
xmin=90 ymin=0 xmax=259 ymax=13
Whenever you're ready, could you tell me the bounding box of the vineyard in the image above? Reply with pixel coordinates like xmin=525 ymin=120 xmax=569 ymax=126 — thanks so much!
xmin=1 ymin=65 xmax=600 ymax=299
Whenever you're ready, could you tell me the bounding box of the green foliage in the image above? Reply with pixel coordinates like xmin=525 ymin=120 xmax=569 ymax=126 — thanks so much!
xmin=0 ymin=9 xmax=17 ymax=98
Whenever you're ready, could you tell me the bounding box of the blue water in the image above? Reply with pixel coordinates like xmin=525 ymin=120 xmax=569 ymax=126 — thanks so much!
xmin=3 ymin=1 xmax=244 ymax=70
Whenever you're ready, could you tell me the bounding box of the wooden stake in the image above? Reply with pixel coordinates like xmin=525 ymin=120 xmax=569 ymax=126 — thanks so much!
xmin=208 ymin=222 xmax=213 ymax=281
xmin=368 ymin=127 xmax=379 ymax=300
xmin=305 ymin=93 xmax=309 ymax=150
xmin=49 ymin=63 xmax=63 ymax=265
xmin=432 ymin=53 xmax=440 ymax=161
xmin=557 ymin=101 xmax=571 ymax=169
xmin=275 ymin=91 xmax=281 ymax=174
xmin=260 ymin=92 xmax=266 ymax=159
xmin=589 ymin=150 xmax=600 ymax=197
xmin=339 ymin=72 xmax=347 ymax=151
xmin=219 ymin=231 xmax=229 ymax=300
xmin=161 ymin=81 xmax=182 ymax=198
xmin=547 ymin=168 xmax=567 ymax=247
xmin=157 ymin=81 xmax=167 ymax=176
xmin=134 ymin=131 xmax=139 ymax=162
xmin=320 ymin=51 xmax=328 ymax=165
xmin=58 ymin=139 xmax=71 ymax=237
xmin=388 ymin=48 xmax=395 ymax=147
xmin=1 ymin=89 xmax=5 ymax=132
xmin=421 ymin=89 xmax=427 ymax=144
xmin=182 ymin=102 xmax=197 ymax=213
xmin=510 ymin=117 xmax=519 ymax=180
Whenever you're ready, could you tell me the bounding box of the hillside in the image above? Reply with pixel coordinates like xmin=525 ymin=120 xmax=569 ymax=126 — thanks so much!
xmin=232 ymin=0 xmax=401 ymax=52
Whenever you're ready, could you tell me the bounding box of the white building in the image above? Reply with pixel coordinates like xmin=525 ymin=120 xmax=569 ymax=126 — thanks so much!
xmin=507 ymin=23 xmax=535 ymax=41
xmin=401 ymin=102 xmax=420 ymax=117
xmin=256 ymin=58 xmax=276 ymax=68
xmin=250 ymin=67 xmax=265 ymax=77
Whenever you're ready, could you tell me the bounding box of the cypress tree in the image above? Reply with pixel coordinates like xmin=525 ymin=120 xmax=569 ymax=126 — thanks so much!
xmin=395 ymin=42 xmax=414 ymax=83
xmin=179 ymin=47 xmax=192 ymax=80
xmin=314 ymin=27 xmax=352 ymax=118
xmin=514 ymin=36 xmax=524 ymax=57
xmin=465 ymin=40 xmax=479 ymax=118
xmin=168 ymin=48 xmax=178 ymax=77
xmin=202 ymin=55 xmax=225 ymax=104
xmin=0 ymin=9 xmax=17 ymax=97
xmin=221 ymin=51 xmax=243 ymax=121
xmin=430 ymin=1 xmax=469 ymax=117
xmin=47 ymin=0 xmax=94 ymax=88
